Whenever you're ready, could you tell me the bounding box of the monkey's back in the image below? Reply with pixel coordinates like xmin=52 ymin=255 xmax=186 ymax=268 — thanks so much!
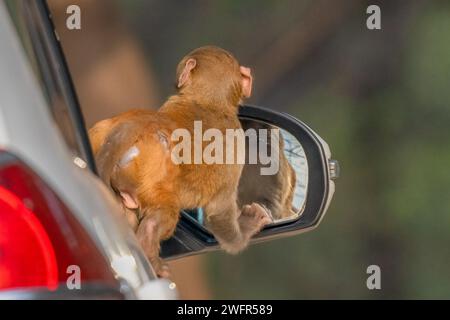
xmin=160 ymin=100 xmax=244 ymax=209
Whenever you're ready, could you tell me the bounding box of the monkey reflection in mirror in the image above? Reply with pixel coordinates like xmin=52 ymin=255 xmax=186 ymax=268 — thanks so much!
xmin=238 ymin=120 xmax=308 ymax=221
xmin=186 ymin=122 xmax=308 ymax=226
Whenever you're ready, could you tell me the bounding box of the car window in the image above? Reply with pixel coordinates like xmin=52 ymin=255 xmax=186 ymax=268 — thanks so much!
xmin=5 ymin=0 xmax=94 ymax=170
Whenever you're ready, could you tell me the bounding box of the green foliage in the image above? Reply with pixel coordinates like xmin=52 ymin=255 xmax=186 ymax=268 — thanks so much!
xmin=205 ymin=2 xmax=450 ymax=299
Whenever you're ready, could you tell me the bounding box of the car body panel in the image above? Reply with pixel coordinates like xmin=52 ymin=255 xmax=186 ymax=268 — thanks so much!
xmin=0 ymin=0 xmax=177 ymax=299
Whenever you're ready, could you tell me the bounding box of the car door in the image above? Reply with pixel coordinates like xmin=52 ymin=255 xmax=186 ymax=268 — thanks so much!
xmin=0 ymin=0 xmax=178 ymax=299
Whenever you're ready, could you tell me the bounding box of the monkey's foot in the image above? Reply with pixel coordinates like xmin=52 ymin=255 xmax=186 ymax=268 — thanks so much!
xmin=149 ymin=257 xmax=171 ymax=279
xmin=239 ymin=203 xmax=273 ymax=238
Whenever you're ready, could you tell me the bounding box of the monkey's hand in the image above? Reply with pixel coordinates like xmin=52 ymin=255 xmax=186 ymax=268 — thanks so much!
xmin=239 ymin=203 xmax=273 ymax=240
xmin=149 ymin=256 xmax=171 ymax=279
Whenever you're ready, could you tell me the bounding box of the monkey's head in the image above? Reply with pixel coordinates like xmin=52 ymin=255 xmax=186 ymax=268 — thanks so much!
xmin=175 ymin=46 xmax=253 ymax=107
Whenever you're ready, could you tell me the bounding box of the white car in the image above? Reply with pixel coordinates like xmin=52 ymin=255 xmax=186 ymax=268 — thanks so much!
xmin=0 ymin=0 xmax=338 ymax=299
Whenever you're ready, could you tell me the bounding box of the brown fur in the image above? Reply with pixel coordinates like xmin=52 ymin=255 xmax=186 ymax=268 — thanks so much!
xmin=238 ymin=120 xmax=297 ymax=219
xmin=89 ymin=46 xmax=271 ymax=277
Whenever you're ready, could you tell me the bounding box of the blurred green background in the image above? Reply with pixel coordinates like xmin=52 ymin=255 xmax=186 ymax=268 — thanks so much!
xmin=54 ymin=0 xmax=450 ymax=298
xmin=118 ymin=0 xmax=450 ymax=299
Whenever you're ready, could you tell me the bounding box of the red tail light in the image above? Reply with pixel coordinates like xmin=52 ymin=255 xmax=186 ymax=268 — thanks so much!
xmin=0 ymin=153 xmax=117 ymax=292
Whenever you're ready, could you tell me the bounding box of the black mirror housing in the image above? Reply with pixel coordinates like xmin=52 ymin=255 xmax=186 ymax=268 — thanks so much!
xmin=161 ymin=104 xmax=338 ymax=259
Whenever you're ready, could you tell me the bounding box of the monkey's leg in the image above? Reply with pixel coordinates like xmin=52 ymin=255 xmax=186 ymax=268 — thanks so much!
xmin=124 ymin=206 xmax=139 ymax=232
xmin=136 ymin=215 xmax=171 ymax=278
xmin=205 ymin=194 xmax=271 ymax=254
xmin=109 ymin=193 xmax=139 ymax=231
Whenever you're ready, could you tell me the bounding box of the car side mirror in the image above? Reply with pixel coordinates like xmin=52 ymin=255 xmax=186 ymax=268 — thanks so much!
xmin=161 ymin=104 xmax=339 ymax=259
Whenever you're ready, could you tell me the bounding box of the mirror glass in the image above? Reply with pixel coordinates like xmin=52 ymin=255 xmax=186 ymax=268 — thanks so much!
xmin=184 ymin=118 xmax=308 ymax=226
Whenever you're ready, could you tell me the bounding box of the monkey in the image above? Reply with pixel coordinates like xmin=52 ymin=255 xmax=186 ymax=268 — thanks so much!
xmin=89 ymin=46 xmax=272 ymax=278
xmin=237 ymin=119 xmax=298 ymax=220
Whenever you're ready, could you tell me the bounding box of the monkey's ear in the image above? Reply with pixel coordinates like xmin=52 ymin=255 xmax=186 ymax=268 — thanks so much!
xmin=240 ymin=66 xmax=253 ymax=98
xmin=177 ymin=58 xmax=197 ymax=88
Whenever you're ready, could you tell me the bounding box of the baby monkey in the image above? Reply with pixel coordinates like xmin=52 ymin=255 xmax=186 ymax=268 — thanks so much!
xmin=89 ymin=46 xmax=272 ymax=277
